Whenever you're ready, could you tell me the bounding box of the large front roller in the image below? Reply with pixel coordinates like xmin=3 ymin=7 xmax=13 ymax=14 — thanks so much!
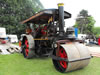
xmin=22 ymin=35 xmax=35 ymax=58
xmin=52 ymin=42 xmax=91 ymax=72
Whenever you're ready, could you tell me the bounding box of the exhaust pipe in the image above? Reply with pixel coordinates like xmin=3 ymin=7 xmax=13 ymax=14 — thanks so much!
xmin=58 ymin=3 xmax=65 ymax=37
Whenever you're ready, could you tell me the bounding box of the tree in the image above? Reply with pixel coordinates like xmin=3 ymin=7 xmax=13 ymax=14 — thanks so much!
xmin=74 ymin=9 xmax=95 ymax=34
xmin=94 ymin=27 xmax=100 ymax=37
xmin=0 ymin=0 xmax=44 ymax=38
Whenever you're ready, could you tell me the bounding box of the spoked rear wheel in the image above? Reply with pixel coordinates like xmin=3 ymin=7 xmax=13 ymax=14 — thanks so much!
xmin=25 ymin=39 xmax=29 ymax=57
xmin=22 ymin=35 xmax=35 ymax=59
xmin=52 ymin=47 xmax=68 ymax=72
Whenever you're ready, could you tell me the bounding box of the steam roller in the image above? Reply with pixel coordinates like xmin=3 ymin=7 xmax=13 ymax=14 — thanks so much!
xmin=20 ymin=3 xmax=91 ymax=73
xmin=52 ymin=41 xmax=91 ymax=72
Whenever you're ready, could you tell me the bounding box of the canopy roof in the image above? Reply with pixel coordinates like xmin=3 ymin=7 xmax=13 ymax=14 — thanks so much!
xmin=21 ymin=9 xmax=71 ymax=24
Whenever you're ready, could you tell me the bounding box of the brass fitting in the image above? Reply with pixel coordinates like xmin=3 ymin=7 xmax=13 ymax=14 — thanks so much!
xmin=57 ymin=3 xmax=64 ymax=7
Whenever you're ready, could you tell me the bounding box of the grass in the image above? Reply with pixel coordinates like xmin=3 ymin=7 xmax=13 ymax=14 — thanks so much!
xmin=14 ymin=43 xmax=19 ymax=45
xmin=0 ymin=53 xmax=100 ymax=75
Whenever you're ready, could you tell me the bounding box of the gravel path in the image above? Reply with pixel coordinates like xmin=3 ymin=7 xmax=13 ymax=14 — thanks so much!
xmin=87 ymin=46 xmax=100 ymax=57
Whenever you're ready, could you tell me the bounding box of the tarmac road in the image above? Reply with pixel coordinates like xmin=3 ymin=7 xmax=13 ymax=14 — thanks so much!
xmin=87 ymin=45 xmax=100 ymax=57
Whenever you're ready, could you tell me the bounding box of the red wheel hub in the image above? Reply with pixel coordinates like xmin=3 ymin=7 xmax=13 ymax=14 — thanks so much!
xmin=59 ymin=48 xmax=67 ymax=69
xmin=25 ymin=39 xmax=29 ymax=56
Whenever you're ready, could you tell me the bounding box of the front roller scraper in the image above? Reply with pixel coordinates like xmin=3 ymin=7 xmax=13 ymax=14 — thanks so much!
xmin=52 ymin=42 xmax=91 ymax=72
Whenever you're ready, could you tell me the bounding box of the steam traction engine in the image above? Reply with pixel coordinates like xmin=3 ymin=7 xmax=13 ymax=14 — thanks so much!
xmin=20 ymin=3 xmax=91 ymax=72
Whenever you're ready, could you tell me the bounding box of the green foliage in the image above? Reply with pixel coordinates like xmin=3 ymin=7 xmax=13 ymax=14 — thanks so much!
xmin=0 ymin=0 xmax=44 ymax=38
xmin=94 ymin=27 xmax=100 ymax=37
xmin=79 ymin=9 xmax=88 ymax=17
xmin=85 ymin=16 xmax=95 ymax=34
xmin=74 ymin=9 xmax=95 ymax=34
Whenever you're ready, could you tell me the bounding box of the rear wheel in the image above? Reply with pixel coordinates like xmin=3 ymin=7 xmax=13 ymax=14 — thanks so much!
xmin=52 ymin=47 xmax=68 ymax=72
xmin=22 ymin=35 xmax=35 ymax=58
xmin=24 ymin=38 xmax=29 ymax=57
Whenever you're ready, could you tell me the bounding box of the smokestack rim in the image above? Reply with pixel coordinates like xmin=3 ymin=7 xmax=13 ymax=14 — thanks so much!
xmin=57 ymin=3 xmax=64 ymax=7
